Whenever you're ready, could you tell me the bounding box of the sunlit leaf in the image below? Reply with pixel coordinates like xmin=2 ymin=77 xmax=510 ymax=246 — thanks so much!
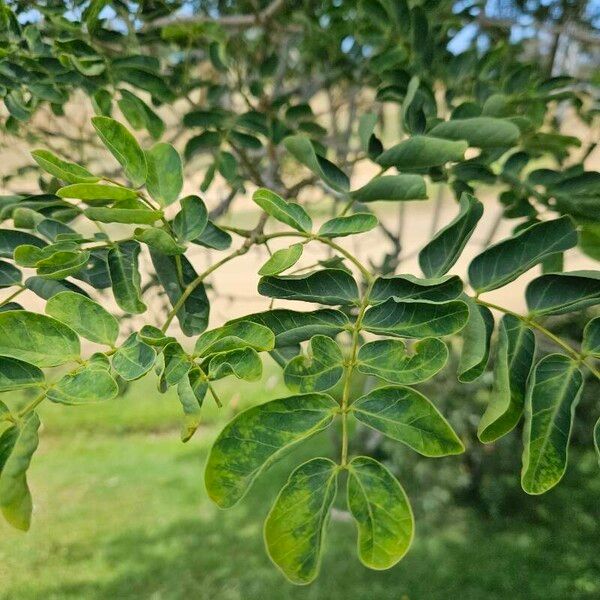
xmin=32 ymin=149 xmax=99 ymax=184
xmin=47 ymin=364 xmax=118 ymax=404
xmin=376 ymin=136 xmax=467 ymax=169
xmin=134 ymin=227 xmax=186 ymax=255
xmin=177 ymin=367 xmax=207 ymax=442
xmin=57 ymin=183 xmax=138 ymax=202
xmin=429 ymin=117 xmax=520 ymax=148
xmin=195 ymin=321 xmax=274 ymax=357
xmin=207 ymin=347 xmax=262 ymax=381
xmin=350 ymin=175 xmax=427 ymax=202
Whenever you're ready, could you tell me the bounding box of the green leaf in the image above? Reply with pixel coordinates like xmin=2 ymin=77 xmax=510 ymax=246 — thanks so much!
xmin=150 ymin=252 xmax=210 ymax=336
xmin=347 ymin=456 xmax=414 ymax=570
xmin=31 ymin=149 xmax=99 ymax=184
xmin=264 ymin=457 xmax=337 ymax=585
xmin=161 ymin=342 xmax=191 ymax=387
xmin=357 ymin=338 xmax=448 ymax=385
xmin=45 ymin=291 xmax=119 ymax=346
xmin=0 ymin=260 xmax=21 ymax=288
xmin=376 ymin=136 xmax=467 ymax=169
xmin=207 ymin=347 xmax=262 ymax=381
xmin=258 ymin=244 xmax=303 ymax=276
xmin=478 ymin=315 xmax=536 ymax=443
xmin=521 ymin=354 xmax=583 ymax=495
xmin=173 ymin=196 xmax=208 ymax=242
xmin=582 ymin=317 xmax=600 ymax=358
xmin=237 ymin=309 xmax=349 ymax=348
xmin=469 ymin=217 xmax=578 ymax=293
xmin=370 ymin=274 xmax=463 ymax=304
xmin=363 ymin=299 xmax=468 ymax=338
xmin=47 ymin=364 xmax=118 ymax=405
xmin=57 ymin=183 xmax=138 ymax=202
xmin=0 ymin=412 xmax=40 ymax=531
xmin=419 ymin=193 xmax=483 ymax=278
xmin=84 ymin=204 xmax=163 ymax=225
xmin=117 ymin=89 xmax=165 ymax=140
xmin=429 ymin=117 xmax=521 ymax=148
xmin=112 ymin=332 xmax=156 ymax=381
xmin=318 ymin=214 xmax=378 ymax=238
xmin=0 ymin=311 xmax=79 ymax=367
xmin=0 ymin=230 xmax=46 ymax=258
xmin=191 ymin=221 xmax=232 ymax=250
xmin=526 ymin=271 xmax=600 ymax=316
xmin=205 ymin=393 xmax=338 ymax=508
xmin=134 ymin=227 xmax=186 ymax=255
xmin=145 ymin=143 xmax=183 ymax=206
xmin=258 ymin=269 xmax=359 ymax=306
xmin=177 ymin=367 xmax=207 ymax=442
xmin=284 ymin=335 xmax=344 ymax=392
xmin=457 ymin=298 xmax=494 ymax=382
xmin=138 ymin=325 xmax=175 ymax=348
xmin=91 ymin=116 xmax=147 ymax=187
xmin=352 ymin=385 xmax=464 ymax=456
xmin=0 ymin=357 xmax=44 ymax=392
xmin=24 ymin=276 xmax=88 ymax=301
xmin=36 ymin=249 xmax=90 ymax=280
xmin=283 ymin=135 xmax=349 ymax=192
xmin=350 ymin=175 xmax=427 ymax=202
xmin=107 ymin=241 xmax=146 ymax=314
xmin=195 ymin=321 xmax=274 ymax=357
xmin=252 ymin=188 xmax=312 ymax=233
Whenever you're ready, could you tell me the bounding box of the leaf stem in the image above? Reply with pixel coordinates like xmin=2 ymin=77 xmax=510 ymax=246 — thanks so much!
xmin=17 ymin=390 xmax=47 ymax=418
xmin=339 ymin=280 xmax=375 ymax=466
xmin=475 ymin=297 xmax=600 ymax=379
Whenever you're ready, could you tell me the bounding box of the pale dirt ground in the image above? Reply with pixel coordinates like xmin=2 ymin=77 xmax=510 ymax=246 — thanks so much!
xmin=0 ymin=96 xmax=598 ymax=346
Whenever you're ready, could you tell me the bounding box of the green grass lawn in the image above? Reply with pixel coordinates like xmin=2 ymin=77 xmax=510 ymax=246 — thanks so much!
xmin=1 ymin=371 xmax=599 ymax=600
